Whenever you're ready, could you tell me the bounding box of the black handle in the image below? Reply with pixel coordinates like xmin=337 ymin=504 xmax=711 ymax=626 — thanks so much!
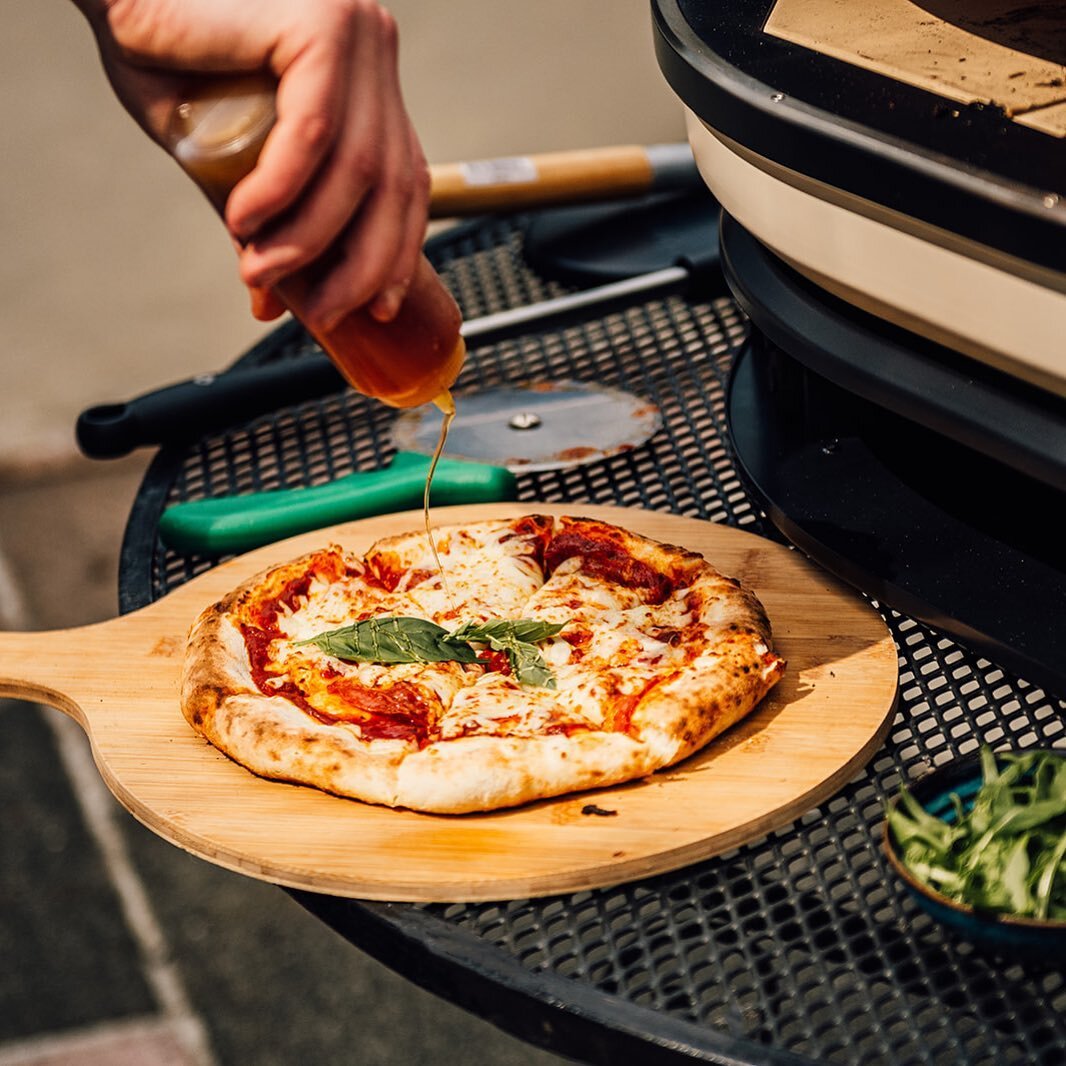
xmin=76 ymin=356 xmax=344 ymax=458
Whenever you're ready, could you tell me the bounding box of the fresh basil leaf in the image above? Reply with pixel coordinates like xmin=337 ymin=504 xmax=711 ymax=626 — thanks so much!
xmin=296 ymin=617 xmax=478 ymax=664
xmin=443 ymin=618 xmax=566 ymax=688
xmin=506 ymin=640 xmax=558 ymax=689
xmin=446 ymin=619 xmax=566 ymax=648
xmin=294 ymin=614 xmax=565 ymax=686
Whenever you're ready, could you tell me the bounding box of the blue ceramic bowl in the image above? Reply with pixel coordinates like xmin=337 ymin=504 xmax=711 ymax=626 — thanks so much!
xmin=883 ymin=748 xmax=1066 ymax=958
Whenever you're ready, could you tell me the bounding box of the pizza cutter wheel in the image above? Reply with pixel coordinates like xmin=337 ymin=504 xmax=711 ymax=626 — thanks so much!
xmin=157 ymin=383 xmax=661 ymax=554
xmin=393 ymin=381 xmax=661 ymax=474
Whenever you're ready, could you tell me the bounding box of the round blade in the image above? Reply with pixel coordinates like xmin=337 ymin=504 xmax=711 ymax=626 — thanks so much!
xmin=391 ymin=382 xmax=661 ymax=473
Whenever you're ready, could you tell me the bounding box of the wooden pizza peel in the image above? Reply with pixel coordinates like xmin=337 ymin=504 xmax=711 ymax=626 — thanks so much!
xmin=0 ymin=504 xmax=899 ymax=902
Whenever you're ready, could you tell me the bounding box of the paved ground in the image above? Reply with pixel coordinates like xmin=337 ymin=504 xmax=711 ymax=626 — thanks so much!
xmin=0 ymin=2 xmax=683 ymax=1063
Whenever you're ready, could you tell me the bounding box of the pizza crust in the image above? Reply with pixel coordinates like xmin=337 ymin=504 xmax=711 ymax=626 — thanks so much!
xmin=629 ymin=567 xmax=786 ymax=764
xmin=397 ymin=732 xmax=654 ymax=813
xmin=183 ymin=607 xmax=412 ymax=807
xmin=180 ymin=515 xmax=786 ymax=814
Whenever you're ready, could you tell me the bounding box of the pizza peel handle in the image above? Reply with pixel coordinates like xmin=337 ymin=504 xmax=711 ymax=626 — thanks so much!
xmin=0 ymin=597 xmax=201 ymax=811
xmin=0 ymin=626 xmax=106 ymax=720
xmin=0 ymin=607 xmax=216 ymax=888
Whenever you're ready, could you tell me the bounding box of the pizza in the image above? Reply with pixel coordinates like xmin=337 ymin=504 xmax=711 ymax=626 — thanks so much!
xmin=180 ymin=514 xmax=786 ymax=813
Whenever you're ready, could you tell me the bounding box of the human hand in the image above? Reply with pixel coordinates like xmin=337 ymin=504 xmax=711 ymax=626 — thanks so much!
xmin=74 ymin=0 xmax=431 ymax=328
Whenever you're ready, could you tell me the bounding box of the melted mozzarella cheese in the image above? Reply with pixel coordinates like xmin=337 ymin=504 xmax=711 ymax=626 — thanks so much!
xmin=249 ymin=518 xmax=735 ymax=743
xmin=399 ymin=525 xmax=545 ymax=621
xmin=439 ymin=673 xmax=596 ymax=740
xmin=274 ymin=582 xmax=405 ymax=642
xmin=525 ymin=573 xmax=698 ymax=728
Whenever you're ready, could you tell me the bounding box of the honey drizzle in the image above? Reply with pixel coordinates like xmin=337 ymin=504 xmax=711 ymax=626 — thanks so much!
xmin=425 ymin=389 xmax=456 ymax=604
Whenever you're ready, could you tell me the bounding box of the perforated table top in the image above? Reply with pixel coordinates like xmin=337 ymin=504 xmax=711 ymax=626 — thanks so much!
xmin=119 ymin=214 xmax=1066 ymax=1066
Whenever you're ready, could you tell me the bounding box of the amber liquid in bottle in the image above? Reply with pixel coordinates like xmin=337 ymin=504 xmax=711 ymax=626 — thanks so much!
xmin=166 ymin=76 xmax=466 ymax=410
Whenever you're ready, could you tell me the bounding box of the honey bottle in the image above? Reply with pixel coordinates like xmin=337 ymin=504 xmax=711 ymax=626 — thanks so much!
xmin=166 ymin=76 xmax=464 ymax=409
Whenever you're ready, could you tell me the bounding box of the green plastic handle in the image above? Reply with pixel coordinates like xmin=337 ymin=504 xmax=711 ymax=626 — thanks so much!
xmin=158 ymin=451 xmax=517 ymax=555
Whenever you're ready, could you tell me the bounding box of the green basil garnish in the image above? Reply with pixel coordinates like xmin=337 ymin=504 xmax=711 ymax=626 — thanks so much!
xmin=446 ymin=619 xmax=567 ymax=688
xmin=295 ymin=616 xmax=567 ymax=688
xmin=446 ymin=619 xmax=566 ymax=646
xmin=295 ymin=617 xmax=478 ymax=664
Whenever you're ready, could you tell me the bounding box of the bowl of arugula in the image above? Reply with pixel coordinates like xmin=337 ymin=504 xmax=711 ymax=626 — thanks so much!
xmin=884 ymin=746 xmax=1066 ymax=956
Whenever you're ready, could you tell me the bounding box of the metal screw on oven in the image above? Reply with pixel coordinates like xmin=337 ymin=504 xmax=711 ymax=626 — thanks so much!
xmin=509 ymin=412 xmax=542 ymax=431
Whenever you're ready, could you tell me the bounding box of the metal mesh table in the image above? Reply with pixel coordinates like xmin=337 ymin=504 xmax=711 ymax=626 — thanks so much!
xmin=119 ymin=215 xmax=1066 ymax=1066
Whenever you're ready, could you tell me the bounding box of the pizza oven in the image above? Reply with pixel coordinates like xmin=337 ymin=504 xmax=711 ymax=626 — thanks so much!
xmin=652 ymin=0 xmax=1066 ymax=696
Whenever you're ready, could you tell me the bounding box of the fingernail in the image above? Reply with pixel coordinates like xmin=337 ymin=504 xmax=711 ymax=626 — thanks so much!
xmin=229 ymin=214 xmax=262 ymax=245
xmin=241 ymin=252 xmax=283 ymax=291
xmin=369 ymin=282 xmax=409 ymax=323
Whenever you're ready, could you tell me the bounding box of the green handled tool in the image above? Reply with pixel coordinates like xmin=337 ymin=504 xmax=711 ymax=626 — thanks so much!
xmin=158 ymin=381 xmax=660 ymax=556
xmin=158 ymin=451 xmax=516 ymax=555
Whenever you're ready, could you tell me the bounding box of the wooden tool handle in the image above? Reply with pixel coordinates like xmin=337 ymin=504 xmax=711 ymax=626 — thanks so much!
xmin=428 ymin=144 xmax=696 ymax=217
xmin=166 ymin=74 xmax=697 ymax=219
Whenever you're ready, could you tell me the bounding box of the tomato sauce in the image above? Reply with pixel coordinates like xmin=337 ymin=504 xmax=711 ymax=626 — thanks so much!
xmin=500 ymin=515 xmax=553 ymax=569
xmin=561 ymin=629 xmax=592 ymax=660
xmin=319 ymin=679 xmax=436 ymax=746
xmin=608 ymin=676 xmax=666 ymax=735
xmin=250 ymin=573 xmax=310 ymax=630
xmin=545 ymin=530 xmax=676 ymax=604
xmin=240 ymin=557 xmax=439 ymax=745
xmin=477 ymin=648 xmax=512 ymax=675
xmin=241 ymin=623 xmax=316 ymax=716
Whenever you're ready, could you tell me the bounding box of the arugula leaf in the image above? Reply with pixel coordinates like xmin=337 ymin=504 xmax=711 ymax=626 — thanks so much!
xmin=1035 ymin=830 xmax=1066 ymax=919
xmin=891 ymin=786 xmax=956 ymax=852
xmin=889 ymin=748 xmax=1066 ymax=920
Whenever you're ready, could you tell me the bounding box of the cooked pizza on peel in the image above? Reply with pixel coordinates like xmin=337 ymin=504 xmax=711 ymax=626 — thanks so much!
xmin=180 ymin=515 xmax=786 ymax=813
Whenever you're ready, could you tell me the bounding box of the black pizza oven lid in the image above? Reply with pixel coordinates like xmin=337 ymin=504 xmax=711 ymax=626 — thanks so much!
xmin=652 ymin=0 xmax=1066 ymax=274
